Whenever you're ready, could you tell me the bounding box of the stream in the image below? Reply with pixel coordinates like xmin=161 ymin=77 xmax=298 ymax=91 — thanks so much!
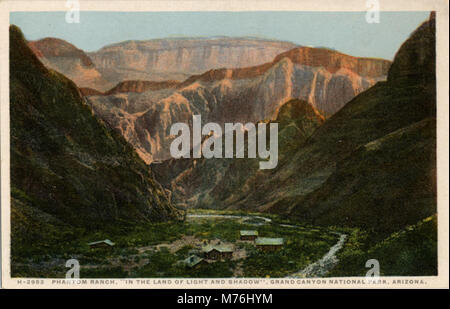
xmin=187 ymin=213 xmax=272 ymax=224
xmin=286 ymin=233 xmax=347 ymax=278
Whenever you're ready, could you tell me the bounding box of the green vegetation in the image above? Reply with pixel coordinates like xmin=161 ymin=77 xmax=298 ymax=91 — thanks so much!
xmin=242 ymin=231 xmax=336 ymax=277
xmin=11 ymin=209 xmax=340 ymax=278
xmin=135 ymin=247 xmax=236 ymax=278
xmin=328 ymin=216 xmax=437 ymax=277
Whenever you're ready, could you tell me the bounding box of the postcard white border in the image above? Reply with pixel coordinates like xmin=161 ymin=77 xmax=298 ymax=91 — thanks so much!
xmin=1 ymin=0 xmax=448 ymax=289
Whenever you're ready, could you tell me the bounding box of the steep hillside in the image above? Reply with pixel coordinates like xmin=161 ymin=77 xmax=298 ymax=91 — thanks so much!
xmin=329 ymin=216 xmax=437 ymax=276
xmin=287 ymin=14 xmax=436 ymax=233
xmin=87 ymin=47 xmax=389 ymax=162
xmin=10 ymin=24 xmax=183 ymax=247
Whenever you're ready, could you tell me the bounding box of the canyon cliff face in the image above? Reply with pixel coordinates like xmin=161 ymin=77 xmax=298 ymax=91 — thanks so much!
xmin=105 ymin=80 xmax=180 ymax=95
xmin=152 ymin=99 xmax=326 ymax=209
xmin=28 ymin=37 xmax=297 ymax=92
xmin=28 ymin=38 xmax=112 ymax=91
xmin=86 ymin=47 xmax=390 ymax=163
xmin=88 ymin=38 xmax=298 ymax=85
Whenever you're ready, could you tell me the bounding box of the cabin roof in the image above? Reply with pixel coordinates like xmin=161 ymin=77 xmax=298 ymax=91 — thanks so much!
xmin=183 ymin=255 xmax=204 ymax=267
xmin=240 ymin=230 xmax=258 ymax=236
xmin=202 ymin=244 xmax=233 ymax=253
xmin=88 ymin=239 xmax=115 ymax=246
xmin=255 ymin=237 xmax=284 ymax=246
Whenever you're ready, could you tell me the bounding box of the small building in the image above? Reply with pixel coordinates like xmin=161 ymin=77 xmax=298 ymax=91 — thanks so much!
xmin=188 ymin=248 xmax=202 ymax=256
xmin=87 ymin=239 xmax=115 ymax=249
xmin=255 ymin=237 xmax=284 ymax=252
xmin=239 ymin=230 xmax=259 ymax=241
xmin=202 ymin=244 xmax=233 ymax=260
xmin=182 ymin=255 xmax=207 ymax=268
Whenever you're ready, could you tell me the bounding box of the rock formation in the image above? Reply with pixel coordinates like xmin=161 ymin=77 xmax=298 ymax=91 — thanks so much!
xmin=87 ymin=47 xmax=390 ymax=162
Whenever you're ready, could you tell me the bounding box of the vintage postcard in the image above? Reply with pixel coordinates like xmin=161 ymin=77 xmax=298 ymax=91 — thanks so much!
xmin=0 ymin=0 xmax=448 ymax=290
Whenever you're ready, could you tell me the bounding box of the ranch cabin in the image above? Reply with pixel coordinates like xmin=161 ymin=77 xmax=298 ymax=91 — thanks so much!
xmin=202 ymin=244 xmax=233 ymax=260
xmin=87 ymin=239 xmax=115 ymax=249
xmin=239 ymin=230 xmax=258 ymax=241
xmin=182 ymin=255 xmax=207 ymax=268
xmin=255 ymin=238 xmax=284 ymax=252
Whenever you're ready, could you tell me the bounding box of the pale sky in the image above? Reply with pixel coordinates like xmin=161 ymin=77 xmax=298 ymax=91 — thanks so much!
xmin=10 ymin=11 xmax=430 ymax=60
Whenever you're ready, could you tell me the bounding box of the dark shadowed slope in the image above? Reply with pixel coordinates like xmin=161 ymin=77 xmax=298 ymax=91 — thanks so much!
xmin=286 ymin=14 xmax=436 ymax=234
xmin=10 ymin=25 xmax=183 ymax=244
